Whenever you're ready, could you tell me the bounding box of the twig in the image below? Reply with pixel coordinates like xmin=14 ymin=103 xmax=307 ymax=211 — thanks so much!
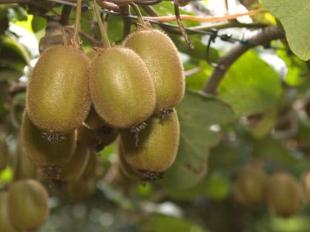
xmin=174 ymin=0 xmax=193 ymax=48
xmin=189 ymin=21 xmax=268 ymax=31
xmin=120 ymin=5 xmax=131 ymax=39
xmin=143 ymin=9 xmax=264 ymax=23
xmin=73 ymin=0 xmax=82 ymax=45
xmin=79 ymin=31 xmax=101 ymax=46
xmin=93 ymin=0 xmax=111 ymax=47
xmin=9 ymin=82 xmax=27 ymax=96
xmin=0 ymin=0 xmax=29 ymax=3
xmin=97 ymin=0 xmax=120 ymax=12
xmin=203 ymin=26 xmax=284 ymax=95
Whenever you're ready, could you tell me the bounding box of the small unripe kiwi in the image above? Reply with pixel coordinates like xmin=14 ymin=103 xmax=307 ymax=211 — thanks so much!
xmin=124 ymin=29 xmax=185 ymax=112
xmin=8 ymin=179 xmax=49 ymax=231
xmin=0 ymin=138 xmax=8 ymax=171
xmin=21 ymin=112 xmax=77 ymax=174
xmin=90 ymin=47 xmax=156 ymax=128
xmin=0 ymin=191 xmax=19 ymax=232
xmin=120 ymin=109 xmax=180 ymax=181
xmin=234 ymin=161 xmax=267 ymax=206
xmin=266 ymin=172 xmax=304 ymax=217
xmin=27 ymin=45 xmax=91 ymax=133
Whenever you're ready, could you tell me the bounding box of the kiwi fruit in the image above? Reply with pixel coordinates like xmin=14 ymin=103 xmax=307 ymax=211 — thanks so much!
xmin=0 ymin=191 xmax=19 ymax=232
xmin=13 ymin=141 xmax=38 ymax=180
xmin=0 ymin=138 xmax=8 ymax=171
xmin=8 ymin=179 xmax=49 ymax=231
xmin=55 ymin=143 xmax=90 ymax=182
xmin=118 ymin=145 xmax=139 ymax=181
xmin=81 ymin=150 xmax=97 ymax=179
xmin=120 ymin=109 xmax=180 ymax=181
xmin=64 ymin=177 xmax=97 ymax=202
xmin=234 ymin=161 xmax=267 ymax=206
xmin=97 ymin=126 xmax=119 ymax=148
xmin=21 ymin=112 xmax=77 ymax=176
xmin=84 ymin=106 xmax=106 ymax=130
xmin=124 ymin=29 xmax=185 ymax=113
xmin=26 ymin=45 xmax=91 ymax=133
xmin=77 ymin=125 xmax=101 ymax=149
xmin=266 ymin=172 xmax=304 ymax=217
xmin=64 ymin=151 xmax=98 ymax=201
xmin=78 ymin=125 xmax=118 ymax=151
xmin=89 ymin=47 xmax=156 ymax=128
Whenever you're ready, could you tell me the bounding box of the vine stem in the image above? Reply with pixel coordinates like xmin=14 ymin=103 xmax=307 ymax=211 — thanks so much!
xmin=204 ymin=26 xmax=284 ymax=95
xmin=73 ymin=0 xmax=82 ymax=46
xmin=130 ymin=3 xmax=146 ymax=27
xmin=93 ymin=0 xmax=111 ymax=48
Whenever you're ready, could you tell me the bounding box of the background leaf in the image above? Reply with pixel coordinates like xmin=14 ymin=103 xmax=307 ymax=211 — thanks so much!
xmin=218 ymin=51 xmax=282 ymax=116
xmin=263 ymin=0 xmax=310 ymax=60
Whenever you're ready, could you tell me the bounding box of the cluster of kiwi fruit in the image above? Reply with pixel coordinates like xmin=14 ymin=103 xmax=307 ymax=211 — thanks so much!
xmin=23 ymin=0 xmax=184 ymax=184
xmin=233 ymin=160 xmax=310 ymax=217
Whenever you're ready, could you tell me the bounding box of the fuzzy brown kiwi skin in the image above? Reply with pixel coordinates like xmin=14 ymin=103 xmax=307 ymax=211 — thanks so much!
xmin=124 ymin=29 xmax=185 ymax=113
xmin=0 ymin=192 xmax=19 ymax=232
xmin=234 ymin=161 xmax=267 ymax=206
xmin=13 ymin=141 xmax=38 ymax=181
xmin=21 ymin=112 xmax=77 ymax=178
xmin=266 ymin=172 xmax=304 ymax=217
xmin=8 ymin=179 xmax=49 ymax=231
xmin=89 ymin=46 xmax=156 ymax=129
xmin=39 ymin=143 xmax=90 ymax=182
xmin=120 ymin=109 xmax=180 ymax=181
xmin=26 ymin=45 xmax=91 ymax=133
xmin=84 ymin=106 xmax=106 ymax=130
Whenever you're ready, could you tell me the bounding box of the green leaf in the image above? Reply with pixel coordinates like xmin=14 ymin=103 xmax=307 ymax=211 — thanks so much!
xmin=162 ymin=91 xmax=235 ymax=189
xmin=204 ymin=172 xmax=231 ymax=200
xmin=278 ymin=50 xmax=309 ymax=86
xmin=263 ymin=0 xmax=310 ymax=61
xmin=107 ymin=15 xmax=124 ymax=43
xmin=253 ymin=137 xmax=297 ymax=165
xmin=0 ymin=35 xmax=31 ymax=71
xmin=31 ymin=15 xmax=46 ymax=32
xmin=185 ymin=61 xmax=213 ymax=91
xmin=219 ymin=51 xmax=282 ymax=116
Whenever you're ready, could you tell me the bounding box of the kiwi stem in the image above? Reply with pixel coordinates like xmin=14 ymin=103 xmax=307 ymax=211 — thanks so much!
xmin=130 ymin=3 xmax=146 ymax=27
xmin=93 ymin=0 xmax=111 ymax=48
xmin=73 ymin=0 xmax=82 ymax=46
